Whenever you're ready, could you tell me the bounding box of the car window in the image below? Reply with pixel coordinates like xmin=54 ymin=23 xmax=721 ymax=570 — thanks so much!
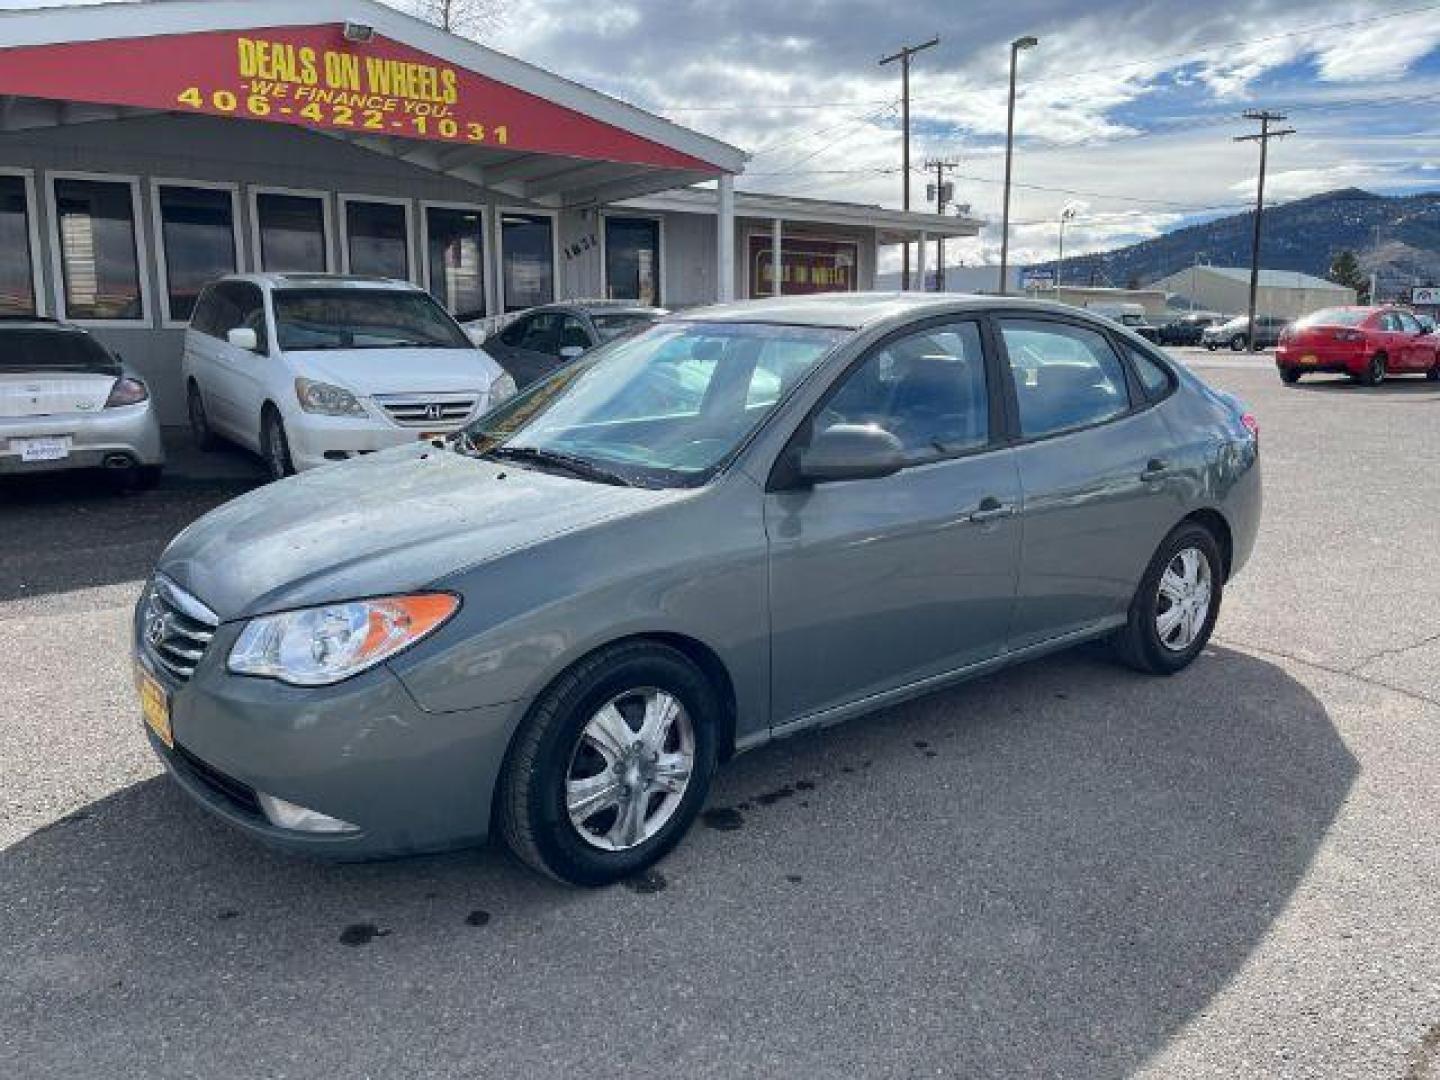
xmin=0 ymin=328 xmax=120 ymax=374
xmin=233 ymin=283 xmax=269 ymax=353
xmin=1395 ymin=311 xmax=1421 ymax=333
xmin=592 ymin=311 xmax=658 ymax=342
xmin=498 ymin=314 xmax=530 ymax=348
xmin=201 ymin=284 xmax=243 ymax=342
xmin=559 ymin=315 xmax=591 ymax=351
xmin=520 ymin=312 xmax=561 ymax=354
xmin=1125 ymin=344 xmax=1174 ymax=399
xmin=189 ymin=286 xmax=217 ymax=335
xmin=819 ymin=321 xmax=989 ymax=462
xmin=1379 ymin=312 xmax=1400 ymax=332
xmin=1000 ymin=319 xmax=1132 ymax=439
xmin=272 ymin=288 xmax=473 ymax=351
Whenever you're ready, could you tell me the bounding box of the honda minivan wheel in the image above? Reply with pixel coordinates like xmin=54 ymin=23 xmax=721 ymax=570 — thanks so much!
xmin=261 ymin=408 xmax=294 ymax=480
xmin=1113 ymin=523 xmax=1223 ymax=676
xmin=188 ymin=382 xmax=217 ymax=451
xmin=498 ymin=641 xmax=718 ymax=886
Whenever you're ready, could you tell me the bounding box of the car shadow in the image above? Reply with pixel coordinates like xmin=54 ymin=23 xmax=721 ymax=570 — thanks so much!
xmin=1289 ymin=375 xmax=1440 ymax=396
xmin=1 ymin=645 xmax=1354 ymax=1077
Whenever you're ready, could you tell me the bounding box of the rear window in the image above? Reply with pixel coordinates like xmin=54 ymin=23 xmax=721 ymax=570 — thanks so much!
xmin=0 ymin=328 xmax=119 ymax=373
xmin=1297 ymin=309 xmax=1365 ymax=327
xmin=592 ymin=311 xmax=659 ymax=342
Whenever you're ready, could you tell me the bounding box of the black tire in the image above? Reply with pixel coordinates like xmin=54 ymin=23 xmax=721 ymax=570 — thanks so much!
xmin=260 ymin=407 xmax=294 ymax=481
xmin=1230 ymin=335 xmax=1247 ymax=352
xmin=497 ymin=641 xmax=719 ymax=886
xmin=1205 ymin=342 xmax=1218 ymax=352
xmin=187 ymin=381 xmax=218 ymax=451
xmin=1427 ymin=363 xmax=1439 ymax=382
xmin=1112 ymin=522 xmax=1224 ymax=676
xmin=1279 ymin=367 xmax=1301 ymax=385
xmin=1360 ymin=353 xmax=1386 ymax=387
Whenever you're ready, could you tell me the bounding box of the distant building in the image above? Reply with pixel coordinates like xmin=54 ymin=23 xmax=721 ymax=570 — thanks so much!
xmin=874 ymin=266 xmax=1021 ymax=294
xmin=1149 ymin=266 xmax=1355 ymax=320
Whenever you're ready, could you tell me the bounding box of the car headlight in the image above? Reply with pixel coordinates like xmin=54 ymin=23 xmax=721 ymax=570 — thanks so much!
xmin=489 ymin=371 xmax=517 ymax=406
xmin=228 ymin=593 xmax=460 ymax=686
xmin=295 ymin=377 xmax=367 ymax=418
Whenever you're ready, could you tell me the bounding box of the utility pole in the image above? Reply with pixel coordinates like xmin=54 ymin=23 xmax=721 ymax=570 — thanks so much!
xmin=1235 ymin=110 xmax=1294 ymax=351
xmin=926 ymin=157 xmax=959 ymax=291
xmin=998 ymin=35 xmax=1038 ymax=296
xmin=880 ymin=36 xmax=939 ymax=291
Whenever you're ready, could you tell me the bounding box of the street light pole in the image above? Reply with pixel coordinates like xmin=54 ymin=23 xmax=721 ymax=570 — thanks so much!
xmin=1057 ymin=204 xmax=1077 ymax=295
xmin=998 ymin=34 xmax=1037 ymax=297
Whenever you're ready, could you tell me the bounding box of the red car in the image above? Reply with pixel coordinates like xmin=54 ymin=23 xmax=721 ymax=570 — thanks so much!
xmin=1276 ymin=306 xmax=1440 ymax=385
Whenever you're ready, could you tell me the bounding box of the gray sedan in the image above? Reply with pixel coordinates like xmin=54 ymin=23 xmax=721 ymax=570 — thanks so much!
xmin=133 ymin=294 xmax=1261 ymax=885
xmin=1 ymin=319 xmax=164 ymax=486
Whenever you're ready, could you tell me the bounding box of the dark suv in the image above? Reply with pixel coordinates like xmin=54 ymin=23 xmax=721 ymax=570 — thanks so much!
xmin=1158 ymin=312 xmax=1227 ymax=346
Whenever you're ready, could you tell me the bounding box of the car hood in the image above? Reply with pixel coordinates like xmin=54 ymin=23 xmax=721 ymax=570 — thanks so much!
xmin=288 ymin=348 xmax=503 ymax=397
xmin=158 ymin=444 xmax=678 ymax=620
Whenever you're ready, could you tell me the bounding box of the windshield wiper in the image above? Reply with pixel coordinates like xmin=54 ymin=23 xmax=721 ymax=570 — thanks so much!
xmin=484 ymin=445 xmax=633 ymax=487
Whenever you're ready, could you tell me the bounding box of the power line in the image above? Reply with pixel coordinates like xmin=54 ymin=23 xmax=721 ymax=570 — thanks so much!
xmin=1235 ymin=110 xmax=1297 ymax=352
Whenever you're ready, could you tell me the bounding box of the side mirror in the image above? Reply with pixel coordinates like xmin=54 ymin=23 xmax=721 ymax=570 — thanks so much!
xmin=797 ymin=423 xmax=906 ymax=484
xmin=559 ymin=344 xmax=586 ymax=360
xmin=465 ymin=326 xmax=488 ymax=345
xmin=227 ymin=327 xmax=259 ymax=352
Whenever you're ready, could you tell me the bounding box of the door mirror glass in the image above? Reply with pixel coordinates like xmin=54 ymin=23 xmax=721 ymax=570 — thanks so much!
xmin=559 ymin=344 xmax=586 ymax=360
xmin=226 ymin=327 xmax=259 ymax=351
xmin=798 ymin=423 xmax=906 ymax=484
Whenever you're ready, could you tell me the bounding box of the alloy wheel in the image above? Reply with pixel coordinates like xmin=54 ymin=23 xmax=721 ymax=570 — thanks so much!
xmin=1155 ymin=547 xmax=1213 ymax=653
xmin=565 ymin=688 xmax=694 ymax=851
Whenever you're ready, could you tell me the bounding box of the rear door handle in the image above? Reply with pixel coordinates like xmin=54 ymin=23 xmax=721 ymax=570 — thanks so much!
xmin=1140 ymin=458 xmax=1171 ymax=482
xmin=967 ymin=497 xmax=1016 ymax=524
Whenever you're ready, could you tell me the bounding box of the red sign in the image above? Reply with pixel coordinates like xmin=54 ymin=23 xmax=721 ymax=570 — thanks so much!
xmin=749 ymin=235 xmax=859 ymax=296
xmin=0 ymin=26 xmax=717 ymax=172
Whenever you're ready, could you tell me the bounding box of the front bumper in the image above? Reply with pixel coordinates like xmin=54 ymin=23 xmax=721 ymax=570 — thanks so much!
xmin=135 ymin=603 xmax=525 ymax=858
xmin=283 ymin=413 xmax=458 ymax=473
xmin=0 ymin=401 xmax=164 ymax=475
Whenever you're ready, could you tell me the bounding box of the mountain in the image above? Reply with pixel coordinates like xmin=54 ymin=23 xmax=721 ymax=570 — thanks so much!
xmin=1029 ymin=188 xmax=1440 ymax=297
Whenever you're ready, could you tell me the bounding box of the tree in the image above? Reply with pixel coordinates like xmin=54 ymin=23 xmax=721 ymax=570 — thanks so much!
xmin=1329 ymin=249 xmax=1369 ymax=303
xmin=408 ymin=0 xmax=503 ymax=37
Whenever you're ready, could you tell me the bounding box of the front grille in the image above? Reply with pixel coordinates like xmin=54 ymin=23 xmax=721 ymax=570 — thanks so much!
xmin=374 ymin=392 xmax=479 ymax=428
xmin=140 ymin=574 xmax=218 ymax=683
xmin=170 ymin=742 xmax=264 ymax=820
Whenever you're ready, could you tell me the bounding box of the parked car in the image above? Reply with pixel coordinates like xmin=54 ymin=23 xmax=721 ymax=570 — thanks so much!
xmin=0 ymin=318 xmax=163 ymax=487
xmin=1202 ymin=314 xmax=1290 ymax=352
xmin=135 ymin=294 xmax=1261 ymax=885
xmin=1158 ymin=312 xmax=1227 ymax=347
xmin=1275 ymin=306 xmax=1440 ymax=385
xmin=1084 ymin=302 xmax=1161 ymax=343
xmin=183 ymin=274 xmax=516 ymax=480
xmin=476 ymin=300 xmax=667 ymax=389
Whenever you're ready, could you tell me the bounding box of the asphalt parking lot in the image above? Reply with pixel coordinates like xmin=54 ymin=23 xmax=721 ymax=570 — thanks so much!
xmin=2 ymin=350 xmax=1438 ymax=1079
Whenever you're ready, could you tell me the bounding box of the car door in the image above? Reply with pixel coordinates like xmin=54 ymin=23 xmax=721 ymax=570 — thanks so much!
xmin=1393 ymin=310 xmax=1427 ymax=371
xmin=996 ymin=315 xmax=1185 ymax=649
xmin=227 ymin=283 xmax=274 ymax=444
xmin=195 ymin=282 xmax=247 ymax=437
xmin=765 ymin=318 xmax=1022 ymax=726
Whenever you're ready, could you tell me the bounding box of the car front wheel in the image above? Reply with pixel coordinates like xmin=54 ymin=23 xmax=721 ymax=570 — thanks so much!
xmin=261 ymin=408 xmax=294 ymax=480
xmin=1230 ymin=335 xmax=1247 ymax=352
xmin=187 ymin=382 xmax=218 ymax=451
xmin=498 ymin=641 xmax=718 ymax=886
xmin=1112 ymin=523 xmax=1224 ymax=676
xmin=1359 ymin=354 xmax=1386 ymax=387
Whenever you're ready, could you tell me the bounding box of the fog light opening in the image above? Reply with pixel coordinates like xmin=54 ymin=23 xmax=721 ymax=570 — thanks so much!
xmin=257 ymin=792 xmax=359 ymax=834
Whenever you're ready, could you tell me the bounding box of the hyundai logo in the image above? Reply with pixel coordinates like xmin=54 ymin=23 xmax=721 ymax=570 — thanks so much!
xmin=424 ymin=403 xmax=445 ymax=421
xmin=145 ymin=613 xmax=168 ymax=647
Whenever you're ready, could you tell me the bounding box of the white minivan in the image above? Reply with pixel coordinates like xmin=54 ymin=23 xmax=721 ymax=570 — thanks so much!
xmin=182 ymin=274 xmax=516 ymax=479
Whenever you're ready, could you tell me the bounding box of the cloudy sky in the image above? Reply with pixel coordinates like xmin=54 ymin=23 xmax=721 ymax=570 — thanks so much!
xmin=446 ymin=0 xmax=1440 ymax=269
xmin=5 ymin=0 xmax=1438 ymax=269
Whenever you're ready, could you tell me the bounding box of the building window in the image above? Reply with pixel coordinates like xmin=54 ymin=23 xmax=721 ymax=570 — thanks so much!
xmin=0 ymin=175 xmax=37 ymax=316
xmin=345 ymin=199 xmax=410 ymax=279
xmin=604 ymin=216 xmax=660 ymax=305
xmin=425 ymin=206 xmax=486 ymax=321
xmin=157 ymin=185 xmax=237 ymax=322
xmin=53 ymin=177 xmax=144 ymax=321
xmin=501 ymin=212 xmax=554 ymax=312
xmin=255 ymin=192 xmax=328 ymax=273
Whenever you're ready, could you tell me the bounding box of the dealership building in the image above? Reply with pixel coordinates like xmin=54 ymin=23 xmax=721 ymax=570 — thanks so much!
xmin=0 ymin=0 xmax=977 ymax=422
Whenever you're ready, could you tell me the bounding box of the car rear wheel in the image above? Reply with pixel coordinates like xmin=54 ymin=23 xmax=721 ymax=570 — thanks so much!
xmin=1230 ymin=335 xmax=1247 ymax=352
xmin=261 ymin=408 xmax=294 ymax=480
xmin=498 ymin=641 xmax=718 ymax=886
xmin=1279 ymin=367 xmax=1301 ymax=385
xmin=1205 ymin=342 xmax=1218 ymax=352
xmin=1112 ymin=523 xmax=1223 ymax=676
xmin=1360 ymin=354 xmax=1386 ymax=387
xmin=1427 ymin=361 xmax=1439 ymax=382
xmin=187 ymin=382 xmax=218 ymax=451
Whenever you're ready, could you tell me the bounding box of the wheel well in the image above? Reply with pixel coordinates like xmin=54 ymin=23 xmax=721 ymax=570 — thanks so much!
xmin=1182 ymin=509 xmax=1233 ymax=579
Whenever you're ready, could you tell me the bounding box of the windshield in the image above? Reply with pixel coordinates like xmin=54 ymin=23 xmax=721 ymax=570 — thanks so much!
xmin=0 ymin=328 xmax=119 ymax=374
xmin=1297 ymin=308 xmax=1366 ymax=328
xmin=461 ymin=320 xmax=847 ymax=487
xmin=273 ymin=289 xmax=473 ymax=351
xmin=591 ymin=311 xmax=660 ymax=343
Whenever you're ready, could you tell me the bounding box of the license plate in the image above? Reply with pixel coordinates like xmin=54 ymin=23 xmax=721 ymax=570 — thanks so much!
xmin=11 ymin=435 xmax=71 ymax=462
xmin=135 ymin=664 xmax=173 ymax=748
xmin=1301 ymin=354 xmax=1318 ymax=365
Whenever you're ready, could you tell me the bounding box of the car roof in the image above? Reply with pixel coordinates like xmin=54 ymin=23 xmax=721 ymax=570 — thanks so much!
xmin=215 ymin=272 xmax=425 ymax=292
xmin=673 ymin=292 xmax=1125 ymax=331
xmin=528 ymin=300 xmax=668 ymax=317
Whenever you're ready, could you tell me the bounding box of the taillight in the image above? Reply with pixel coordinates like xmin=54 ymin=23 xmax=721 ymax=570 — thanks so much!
xmin=105 ymin=376 xmax=149 ymax=408
xmin=1241 ymin=412 xmax=1260 ymax=444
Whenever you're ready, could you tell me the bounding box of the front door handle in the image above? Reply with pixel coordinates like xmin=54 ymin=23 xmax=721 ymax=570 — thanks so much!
xmin=968 ymin=497 xmax=1016 ymax=524
xmin=1140 ymin=458 xmax=1171 ymax=482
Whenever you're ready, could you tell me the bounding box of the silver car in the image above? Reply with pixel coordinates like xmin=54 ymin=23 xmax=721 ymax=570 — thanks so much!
xmin=134 ymin=294 xmax=1261 ymax=885
xmin=1 ymin=319 xmax=164 ymax=485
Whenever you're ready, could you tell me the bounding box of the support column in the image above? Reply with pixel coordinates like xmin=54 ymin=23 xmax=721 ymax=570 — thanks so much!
xmin=771 ymin=216 xmax=783 ymax=297
xmin=717 ymin=174 xmax=735 ymax=302
xmin=915 ymin=232 xmax=929 ymax=291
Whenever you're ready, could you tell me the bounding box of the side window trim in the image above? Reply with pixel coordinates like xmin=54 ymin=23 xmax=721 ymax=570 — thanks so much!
xmin=987 ymin=310 xmax=1147 ymax=446
xmin=767 ymin=314 xmax=1004 ymax=491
